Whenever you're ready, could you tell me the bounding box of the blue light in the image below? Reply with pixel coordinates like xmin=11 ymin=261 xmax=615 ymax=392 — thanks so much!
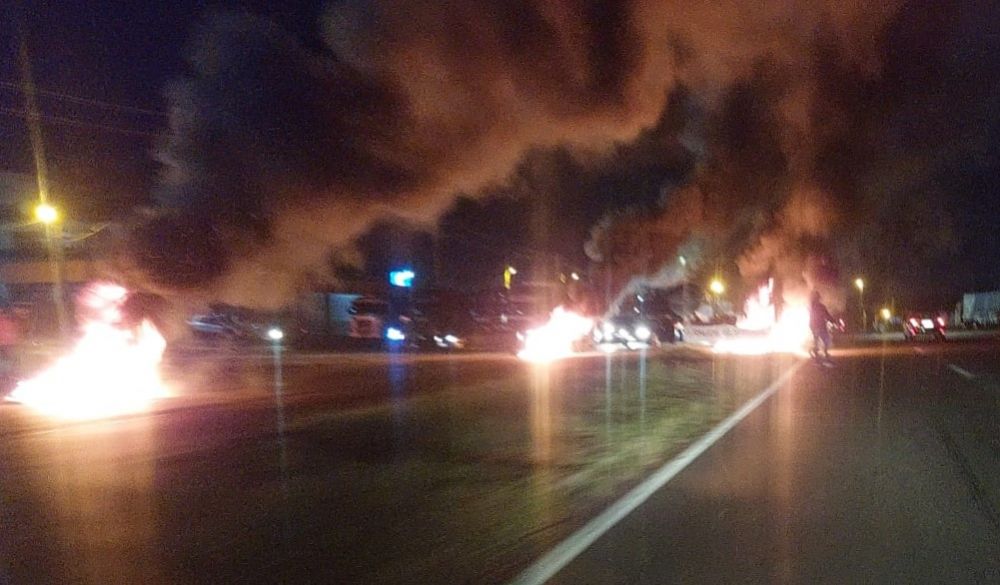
xmin=389 ymin=269 xmax=415 ymax=288
xmin=385 ymin=327 xmax=406 ymax=341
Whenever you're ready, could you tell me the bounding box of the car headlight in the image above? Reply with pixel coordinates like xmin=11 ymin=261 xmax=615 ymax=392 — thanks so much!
xmin=444 ymin=334 xmax=459 ymax=345
xmin=634 ymin=325 xmax=651 ymax=341
xmin=602 ymin=322 xmax=614 ymax=336
xmin=618 ymin=328 xmax=634 ymax=341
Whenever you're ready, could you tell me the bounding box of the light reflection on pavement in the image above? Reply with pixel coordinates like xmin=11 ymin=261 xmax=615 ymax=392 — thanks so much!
xmin=9 ymin=340 xmax=986 ymax=584
xmin=546 ymin=339 xmax=1000 ymax=584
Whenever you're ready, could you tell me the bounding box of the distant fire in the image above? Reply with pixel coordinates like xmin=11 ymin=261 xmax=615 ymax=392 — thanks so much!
xmin=714 ymin=279 xmax=810 ymax=356
xmin=517 ymin=306 xmax=593 ymax=363
xmin=6 ymin=283 xmax=169 ymax=419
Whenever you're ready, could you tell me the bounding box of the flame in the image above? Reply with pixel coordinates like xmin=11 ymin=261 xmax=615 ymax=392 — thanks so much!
xmin=517 ymin=306 xmax=593 ymax=363
xmin=714 ymin=280 xmax=810 ymax=356
xmin=737 ymin=279 xmax=778 ymax=331
xmin=5 ymin=283 xmax=170 ymax=419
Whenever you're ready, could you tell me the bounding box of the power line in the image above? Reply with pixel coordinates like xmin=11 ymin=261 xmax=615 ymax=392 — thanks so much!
xmin=0 ymin=80 xmax=168 ymax=117
xmin=0 ymin=106 xmax=161 ymax=138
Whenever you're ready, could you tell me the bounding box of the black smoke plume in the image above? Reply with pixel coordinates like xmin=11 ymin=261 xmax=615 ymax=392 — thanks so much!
xmin=128 ymin=1 xmax=972 ymax=310
xmin=590 ymin=0 xmax=1000 ymax=313
xmin=132 ymin=1 xmax=669 ymax=306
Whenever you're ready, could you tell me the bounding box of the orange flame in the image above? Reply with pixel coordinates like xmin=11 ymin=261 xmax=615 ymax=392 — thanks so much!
xmin=6 ymin=283 xmax=170 ymax=419
xmin=517 ymin=306 xmax=593 ymax=363
xmin=714 ymin=280 xmax=810 ymax=356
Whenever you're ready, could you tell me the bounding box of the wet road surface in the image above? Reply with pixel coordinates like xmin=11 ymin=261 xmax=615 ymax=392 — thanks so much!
xmin=2 ymin=340 xmax=999 ymax=584
xmin=1 ymin=346 xmax=791 ymax=584
xmin=541 ymin=339 xmax=1000 ymax=584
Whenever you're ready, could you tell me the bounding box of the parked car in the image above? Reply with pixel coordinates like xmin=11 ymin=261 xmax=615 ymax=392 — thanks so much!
xmin=592 ymin=314 xmax=661 ymax=350
xmin=903 ymin=313 xmax=946 ymax=341
xmin=646 ymin=311 xmax=686 ymax=343
xmin=189 ymin=313 xmax=254 ymax=342
xmin=189 ymin=313 xmax=286 ymax=345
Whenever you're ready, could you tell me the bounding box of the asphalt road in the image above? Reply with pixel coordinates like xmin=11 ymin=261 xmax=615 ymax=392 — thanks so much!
xmin=1 ymin=339 xmax=998 ymax=584
xmin=542 ymin=339 xmax=1000 ymax=584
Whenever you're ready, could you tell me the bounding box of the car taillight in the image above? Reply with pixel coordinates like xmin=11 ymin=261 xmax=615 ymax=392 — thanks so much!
xmin=909 ymin=318 xmax=919 ymax=327
xmin=937 ymin=317 xmax=946 ymax=327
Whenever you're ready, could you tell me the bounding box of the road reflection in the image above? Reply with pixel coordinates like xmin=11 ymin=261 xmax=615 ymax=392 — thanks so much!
xmin=25 ymin=420 xmax=161 ymax=583
xmin=772 ymin=361 xmax=796 ymax=584
xmin=1 ymin=348 xmax=807 ymax=584
xmin=529 ymin=363 xmax=553 ymax=465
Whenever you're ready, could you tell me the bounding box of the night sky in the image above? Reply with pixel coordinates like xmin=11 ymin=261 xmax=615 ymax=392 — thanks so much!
xmin=0 ymin=0 xmax=324 ymax=218
xmin=1 ymin=1 xmax=998 ymax=307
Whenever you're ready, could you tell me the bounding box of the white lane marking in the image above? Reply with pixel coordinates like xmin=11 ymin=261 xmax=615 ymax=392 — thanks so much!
xmin=947 ymin=364 xmax=976 ymax=380
xmin=507 ymin=361 xmax=804 ymax=585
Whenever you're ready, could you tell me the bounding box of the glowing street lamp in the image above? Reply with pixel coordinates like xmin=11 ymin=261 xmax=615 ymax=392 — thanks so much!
xmin=268 ymin=327 xmax=284 ymax=390
xmin=854 ymin=277 xmax=867 ymax=332
xmin=34 ymin=201 xmax=67 ymax=335
xmin=880 ymin=307 xmax=892 ymax=321
xmin=708 ymin=278 xmax=726 ymax=321
xmin=678 ymin=256 xmax=689 ymax=320
xmin=34 ymin=202 xmax=58 ymax=224
xmin=504 ymin=266 xmax=517 ymax=290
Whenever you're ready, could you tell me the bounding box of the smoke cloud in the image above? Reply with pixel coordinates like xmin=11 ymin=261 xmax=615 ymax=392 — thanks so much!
xmin=133 ymin=1 xmax=670 ymax=305
xmin=130 ymin=0 xmax=913 ymax=308
xmin=585 ymin=2 xmax=907 ymax=311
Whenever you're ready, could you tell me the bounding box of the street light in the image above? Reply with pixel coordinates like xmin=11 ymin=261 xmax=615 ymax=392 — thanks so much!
xmin=708 ymin=278 xmax=725 ymax=321
xmin=268 ymin=326 xmax=284 ymax=396
xmin=854 ymin=277 xmax=866 ymax=332
xmin=34 ymin=201 xmax=67 ymax=336
xmin=678 ymin=256 xmax=689 ymax=321
xmin=880 ymin=307 xmax=891 ymax=321
xmin=504 ymin=266 xmax=517 ymax=290
xmin=34 ymin=202 xmax=58 ymax=224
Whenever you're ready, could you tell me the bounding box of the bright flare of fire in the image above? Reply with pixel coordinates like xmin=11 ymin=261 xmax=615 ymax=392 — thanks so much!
xmin=714 ymin=280 xmax=811 ymax=356
xmin=517 ymin=306 xmax=593 ymax=363
xmin=5 ymin=283 xmax=170 ymax=419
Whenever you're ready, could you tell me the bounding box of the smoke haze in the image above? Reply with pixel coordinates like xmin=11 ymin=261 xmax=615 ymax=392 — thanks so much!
xmin=132 ymin=0 xmax=995 ymax=311
xmin=136 ymin=0 xmax=669 ymax=305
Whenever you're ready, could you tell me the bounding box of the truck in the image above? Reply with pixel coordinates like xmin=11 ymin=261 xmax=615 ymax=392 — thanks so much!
xmin=960 ymin=291 xmax=1000 ymax=328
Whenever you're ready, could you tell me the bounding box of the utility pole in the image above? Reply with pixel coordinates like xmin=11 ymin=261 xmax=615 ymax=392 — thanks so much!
xmin=17 ymin=9 xmax=68 ymax=336
xmin=679 ymin=255 xmax=688 ymax=321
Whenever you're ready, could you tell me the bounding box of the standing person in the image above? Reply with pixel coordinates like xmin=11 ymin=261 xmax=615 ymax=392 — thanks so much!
xmin=809 ymin=291 xmax=834 ymax=363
